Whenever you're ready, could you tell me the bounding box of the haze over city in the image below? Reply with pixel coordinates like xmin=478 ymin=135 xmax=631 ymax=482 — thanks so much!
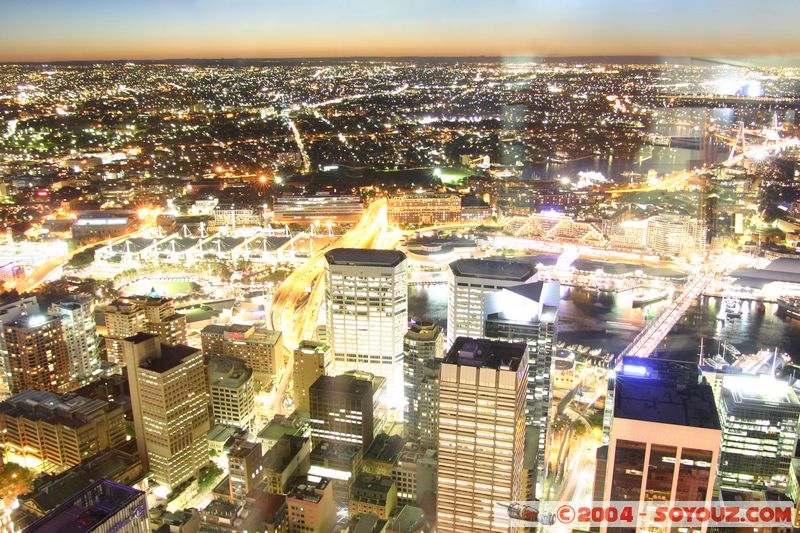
xmin=3 ymin=0 xmax=800 ymax=62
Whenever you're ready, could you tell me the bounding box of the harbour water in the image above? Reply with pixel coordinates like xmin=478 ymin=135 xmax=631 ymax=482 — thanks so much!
xmin=408 ymin=285 xmax=800 ymax=362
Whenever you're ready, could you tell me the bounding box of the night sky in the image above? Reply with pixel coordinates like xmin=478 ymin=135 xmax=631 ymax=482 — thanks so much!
xmin=1 ymin=0 xmax=799 ymax=62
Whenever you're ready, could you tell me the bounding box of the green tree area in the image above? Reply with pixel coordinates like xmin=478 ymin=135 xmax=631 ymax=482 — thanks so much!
xmin=198 ymin=463 xmax=223 ymax=491
xmin=0 ymin=462 xmax=36 ymax=507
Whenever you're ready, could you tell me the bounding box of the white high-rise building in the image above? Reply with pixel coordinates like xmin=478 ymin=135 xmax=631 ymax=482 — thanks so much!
xmin=446 ymin=258 xmax=536 ymax=348
xmin=437 ymin=337 xmax=528 ymax=533
xmin=48 ymin=294 xmax=99 ymax=383
xmin=122 ymin=332 xmax=210 ymax=490
xmin=324 ymin=248 xmax=407 ymax=409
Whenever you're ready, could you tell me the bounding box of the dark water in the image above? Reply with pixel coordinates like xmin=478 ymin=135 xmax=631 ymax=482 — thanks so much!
xmin=408 ymin=285 xmax=800 ymax=361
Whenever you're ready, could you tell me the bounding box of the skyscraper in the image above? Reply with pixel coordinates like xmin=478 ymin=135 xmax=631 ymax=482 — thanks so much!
xmin=446 ymin=258 xmax=536 ymax=348
xmin=309 ymin=372 xmax=384 ymax=450
xmin=130 ymin=292 xmax=187 ymax=346
xmin=293 ymin=340 xmax=332 ymax=414
xmin=208 ymin=355 xmax=255 ymax=430
xmin=596 ymin=358 xmax=721 ymax=532
xmin=0 ymin=296 xmax=40 ymax=396
xmin=122 ymin=332 xmax=209 ymax=489
xmin=324 ymin=248 xmax=407 ymax=408
xmin=101 ymin=300 xmax=145 ymax=365
xmin=718 ymin=373 xmax=800 ymax=492
xmin=436 ymin=337 xmax=528 ymax=533
xmin=48 ymin=294 xmax=99 ymax=383
xmin=403 ymin=322 xmax=442 ymax=444
xmin=4 ymin=314 xmax=72 ymax=394
xmin=484 ymin=280 xmax=560 ymax=496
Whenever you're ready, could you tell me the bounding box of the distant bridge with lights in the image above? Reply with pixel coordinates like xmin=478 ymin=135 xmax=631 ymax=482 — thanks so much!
xmin=617 ymin=271 xmax=715 ymax=361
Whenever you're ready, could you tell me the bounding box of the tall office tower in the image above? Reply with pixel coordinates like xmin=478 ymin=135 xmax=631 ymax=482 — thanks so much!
xmin=718 ymin=374 xmax=800 ymax=492
xmin=418 ymin=358 xmax=441 ymax=450
xmin=446 ymin=258 xmax=536 ymax=348
xmin=0 ymin=389 xmax=126 ymax=473
xmin=208 ymin=355 xmax=255 ymax=430
xmin=484 ymin=280 xmax=560 ymax=497
xmin=22 ymin=479 xmax=149 ymax=533
xmin=309 ymin=372 xmax=385 ymax=450
xmin=324 ymin=248 xmax=407 ymax=408
xmin=201 ymin=324 xmax=285 ymax=387
xmin=4 ymin=315 xmax=72 ymax=394
xmin=122 ymin=333 xmax=210 ymax=490
xmin=101 ymin=300 xmax=145 ymax=364
xmin=293 ymin=340 xmax=332 ymax=414
xmin=48 ymin=294 xmax=99 ymax=383
xmin=0 ymin=296 xmax=40 ymax=397
xmin=286 ymin=476 xmax=336 ymax=533
xmin=595 ymin=358 xmax=721 ymax=533
xmin=132 ymin=291 xmax=187 ymax=346
xmin=403 ymin=322 xmax=442 ymax=444
xmin=436 ymin=337 xmax=528 ymax=533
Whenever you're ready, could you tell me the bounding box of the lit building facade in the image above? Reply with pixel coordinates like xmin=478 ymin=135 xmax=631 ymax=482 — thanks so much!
xmin=718 ymin=374 xmax=800 ymax=492
xmin=4 ymin=315 xmax=72 ymax=394
xmin=48 ymin=294 xmax=99 ymax=382
xmin=293 ymin=340 xmax=332 ymax=414
xmin=324 ymin=248 xmax=407 ymax=407
xmin=122 ymin=333 xmax=210 ymax=490
xmin=436 ymin=337 xmax=528 ymax=533
xmin=202 ymin=324 xmax=285 ymax=387
xmin=309 ymin=372 xmax=384 ymax=451
xmin=403 ymin=322 xmax=442 ymax=444
xmin=0 ymin=296 xmax=40 ymax=397
xmin=286 ymin=476 xmax=336 ymax=533
xmin=208 ymin=355 xmax=255 ymax=430
xmin=0 ymin=389 xmax=126 ymax=473
xmin=101 ymin=300 xmax=145 ymax=365
xmin=446 ymin=258 xmax=536 ymax=348
xmin=388 ymin=193 xmax=462 ymax=227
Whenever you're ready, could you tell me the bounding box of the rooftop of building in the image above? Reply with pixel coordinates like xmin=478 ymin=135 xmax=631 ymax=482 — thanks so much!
xmin=325 ymin=247 xmax=406 ymax=267
xmin=364 ymin=433 xmax=405 ymax=465
xmin=0 ymin=390 xmax=117 ymax=428
xmin=721 ymin=374 xmax=800 ymax=409
xmin=310 ymin=373 xmax=374 ymax=397
xmin=228 ymin=438 xmax=261 ymax=459
xmin=132 ymin=338 xmax=200 ymax=373
xmin=730 ymin=258 xmax=800 ymax=287
xmin=263 ymin=435 xmax=309 ymax=472
xmin=449 ymin=257 xmax=535 ymax=281
xmin=6 ymin=313 xmax=59 ymax=330
xmin=351 ymin=472 xmax=395 ymax=499
xmin=287 ymin=476 xmax=330 ymax=503
xmin=208 ymin=355 xmax=252 ymax=386
xmin=23 ymin=480 xmax=144 ymax=533
xmin=256 ymin=413 xmax=308 ymax=443
xmin=613 ymin=364 xmax=720 ymax=430
xmin=350 ymin=513 xmax=388 ymax=533
xmin=405 ymin=321 xmax=442 ymax=342
xmin=19 ymin=447 xmax=141 ymax=516
xmin=444 ymin=337 xmax=527 ymax=372
xmin=387 ymin=505 xmax=426 ymax=533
